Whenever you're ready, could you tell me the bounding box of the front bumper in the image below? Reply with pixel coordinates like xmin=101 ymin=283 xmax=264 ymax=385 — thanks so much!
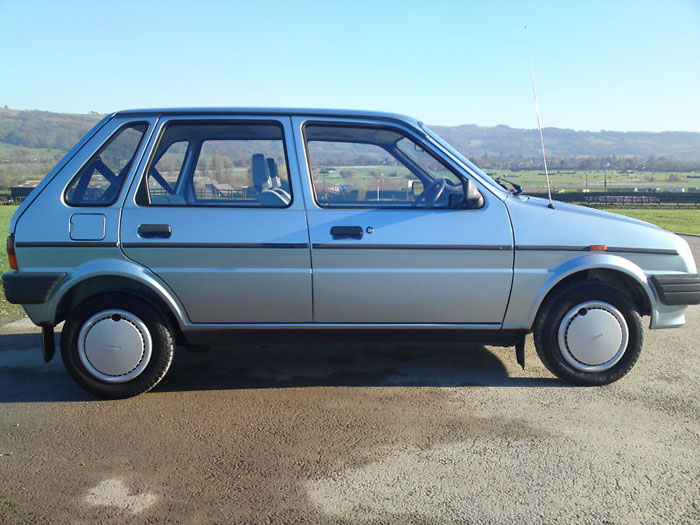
xmin=650 ymin=274 xmax=700 ymax=306
xmin=1 ymin=272 xmax=66 ymax=305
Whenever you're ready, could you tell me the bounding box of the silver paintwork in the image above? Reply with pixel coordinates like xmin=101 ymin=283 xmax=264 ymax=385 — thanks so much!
xmin=22 ymin=257 xmax=190 ymax=329
xmin=114 ymin=107 xmax=426 ymax=134
xmin=11 ymin=115 xmax=158 ymax=253
xmin=120 ymin=115 xmax=313 ymax=323
xmin=9 ymin=108 xmax=698 ymax=335
xmin=291 ymin=115 xmax=513 ymax=323
xmin=557 ymin=301 xmax=629 ymax=372
xmin=503 ymin=195 xmax=696 ymax=330
xmin=77 ymin=309 xmax=152 ymax=382
xmin=69 ymin=214 xmax=106 ymax=241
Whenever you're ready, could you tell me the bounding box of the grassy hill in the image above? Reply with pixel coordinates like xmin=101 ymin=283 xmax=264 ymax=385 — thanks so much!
xmin=429 ymin=124 xmax=700 ymax=162
xmin=2 ymin=107 xmax=700 ymax=192
xmin=0 ymin=108 xmax=102 ymax=191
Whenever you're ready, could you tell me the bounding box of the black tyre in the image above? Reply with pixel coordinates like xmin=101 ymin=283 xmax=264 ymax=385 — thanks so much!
xmin=533 ymin=280 xmax=643 ymax=386
xmin=61 ymin=293 xmax=175 ymax=398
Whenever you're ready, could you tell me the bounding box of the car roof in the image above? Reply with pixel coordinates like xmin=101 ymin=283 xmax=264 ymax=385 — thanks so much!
xmin=113 ymin=107 xmax=423 ymax=130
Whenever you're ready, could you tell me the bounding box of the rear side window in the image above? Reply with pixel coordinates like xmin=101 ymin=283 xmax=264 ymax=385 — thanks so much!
xmin=138 ymin=121 xmax=291 ymax=207
xmin=65 ymin=122 xmax=148 ymax=206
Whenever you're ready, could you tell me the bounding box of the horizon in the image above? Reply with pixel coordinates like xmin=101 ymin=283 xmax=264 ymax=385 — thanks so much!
xmin=2 ymin=105 xmax=700 ymax=135
xmin=2 ymin=0 xmax=699 ymax=133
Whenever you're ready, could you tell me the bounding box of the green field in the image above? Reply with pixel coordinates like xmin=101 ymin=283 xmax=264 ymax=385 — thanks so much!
xmin=0 ymin=203 xmax=697 ymax=325
xmin=0 ymin=205 xmax=23 ymax=322
xmin=304 ymin=166 xmax=700 ymax=196
xmin=485 ymin=169 xmax=700 ymax=193
xmin=595 ymin=207 xmax=700 ymax=234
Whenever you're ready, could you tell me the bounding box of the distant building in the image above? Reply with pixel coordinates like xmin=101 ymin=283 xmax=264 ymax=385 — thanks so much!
xmin=10 ymin=180 xmax=41 ymax=202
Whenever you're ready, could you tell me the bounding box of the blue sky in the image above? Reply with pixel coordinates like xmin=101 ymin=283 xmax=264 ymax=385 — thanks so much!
xmin=1 ymin=0 xmax=699 ymax=131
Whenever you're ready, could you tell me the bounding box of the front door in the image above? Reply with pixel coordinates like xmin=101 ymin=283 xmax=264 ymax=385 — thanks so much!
xmin=293 ymin=118 xmax=513 ymax=324
xmin=121 ymin=116 xmax=312 ymax=324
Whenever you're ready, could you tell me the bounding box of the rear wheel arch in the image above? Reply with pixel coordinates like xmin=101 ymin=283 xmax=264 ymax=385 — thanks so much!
xmin=55 ymin=276 xmax=185 ymax=345
xmin=61 ymin=292 xmax=176 ymax=398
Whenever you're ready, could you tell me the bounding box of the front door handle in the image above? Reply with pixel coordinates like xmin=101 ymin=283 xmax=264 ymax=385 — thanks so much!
xmin=138 ymin=224 xmax=172 ymax=238
xmin=330 ymin=226 xmax=363 ymax=239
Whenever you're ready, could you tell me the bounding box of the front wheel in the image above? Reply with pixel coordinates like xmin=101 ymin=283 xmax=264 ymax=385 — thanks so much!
xmin=534 ymin=281 xmax=643 ymax=385
xmin=61 ymin=293 xmax=175 ymax=398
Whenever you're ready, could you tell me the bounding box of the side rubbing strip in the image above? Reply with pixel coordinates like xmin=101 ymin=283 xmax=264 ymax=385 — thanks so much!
xmin=515 ymin=245 xmax=677 ymax=255
xmin=515 ymin=245 xmax=587 ymax=252
xmin=312 ymin=244 xmax=512 ymax=250
xmin=15 ymin=241 xmax=118 ymax=248
xmin=607 ymin=247 xmax=678 ymax=255
xmin=121 ymin=242 xmax=309 ymax=249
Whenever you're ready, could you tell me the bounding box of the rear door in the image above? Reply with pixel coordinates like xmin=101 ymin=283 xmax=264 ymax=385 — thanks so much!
xmin=120 ymin=116 xmax=312 ymax=324
xmin=292 ymin=117 xmax=514 ymax=324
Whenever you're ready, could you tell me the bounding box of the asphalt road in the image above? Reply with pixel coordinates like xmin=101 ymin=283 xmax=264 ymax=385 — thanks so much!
xmin=1 ymin=237 xmax=698 ymax=524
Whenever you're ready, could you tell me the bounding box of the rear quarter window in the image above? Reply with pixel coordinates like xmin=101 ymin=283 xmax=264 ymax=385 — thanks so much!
xmin=65 ymin=122 xmax=148 ymax=206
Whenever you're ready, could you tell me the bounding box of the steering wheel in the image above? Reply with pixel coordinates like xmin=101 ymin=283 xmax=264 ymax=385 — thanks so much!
xmin=412 ymin=178 xmax=447 ymax=207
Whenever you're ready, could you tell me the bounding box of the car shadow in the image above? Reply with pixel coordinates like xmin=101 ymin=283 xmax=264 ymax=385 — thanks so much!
xmin=156 ymin=340 xmax=564 ymax=393
xmin=0 ymin=333 xmax=563 ymax=403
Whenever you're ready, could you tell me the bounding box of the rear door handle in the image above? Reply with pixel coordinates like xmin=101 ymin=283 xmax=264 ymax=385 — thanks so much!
xmin=138 ymin=224 xmax=172 ymax=238
xmin=330 ymin=226 xmax=363 ymax=239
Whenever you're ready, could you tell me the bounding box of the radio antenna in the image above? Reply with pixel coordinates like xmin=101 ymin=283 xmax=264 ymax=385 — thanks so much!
xmin=525 ymin=25 xmax=554 ymax=209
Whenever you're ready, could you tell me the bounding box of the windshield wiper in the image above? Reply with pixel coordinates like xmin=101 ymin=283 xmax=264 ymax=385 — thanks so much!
xmin=495 ymin=177 xmax=523 ymax=195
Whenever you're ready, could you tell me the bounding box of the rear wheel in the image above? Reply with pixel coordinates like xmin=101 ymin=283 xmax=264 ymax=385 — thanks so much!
xmin=61 ymin=293 xmax=175 ymax=398
xmin=534 ymin=281 xmax=643 ymax=385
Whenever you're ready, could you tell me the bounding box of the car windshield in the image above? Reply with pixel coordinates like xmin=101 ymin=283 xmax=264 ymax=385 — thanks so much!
xmin=419 ymin=124 xmax=507 ymax=195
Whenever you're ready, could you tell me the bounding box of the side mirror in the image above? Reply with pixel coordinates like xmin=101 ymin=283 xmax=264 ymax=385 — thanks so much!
xmin=462 ymin=179 xmax=484 ymax=209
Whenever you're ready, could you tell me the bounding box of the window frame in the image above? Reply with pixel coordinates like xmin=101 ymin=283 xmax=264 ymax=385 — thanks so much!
xmin=63 ymin=121 xmax=149 ymax=208
xmin=136 ymin=119 xmax=294 ymax=209
xmin=301 ymin=120 xmax=469 ymax=210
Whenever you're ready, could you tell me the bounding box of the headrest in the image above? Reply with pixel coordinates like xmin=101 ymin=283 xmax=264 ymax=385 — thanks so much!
xmin=266 ymin=158 xmax=280 ymax=188
xmin=252 ymin=154 xmax=271 ymax=191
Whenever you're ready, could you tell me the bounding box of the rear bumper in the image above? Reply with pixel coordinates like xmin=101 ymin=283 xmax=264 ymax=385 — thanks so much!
xmin=1 ymin=272 xmax=66 ymax=305
xmin=650 ymin=274 xmax=700 ymax=306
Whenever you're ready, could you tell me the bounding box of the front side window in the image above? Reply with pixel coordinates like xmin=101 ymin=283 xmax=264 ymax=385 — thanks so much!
xmin=65 ymin=122 xmax=148 ymax=206
xmin=304 ymin=123 xmax=464 ymax=208
xmin=138 ymin=121 xmax=291 ymax=207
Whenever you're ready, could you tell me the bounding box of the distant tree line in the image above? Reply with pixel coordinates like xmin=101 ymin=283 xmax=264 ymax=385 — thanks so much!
xmin=2 ymin=108 xmax=700 ymax=195
xmin=472 ymin=154 xmax=700 ymax=172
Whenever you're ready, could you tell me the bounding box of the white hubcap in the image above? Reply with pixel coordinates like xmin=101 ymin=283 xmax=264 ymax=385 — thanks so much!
xmin=78 ymin=309 xmax=152 ymax=383
xmin=557 ymin=301 xmax=629 ymax=372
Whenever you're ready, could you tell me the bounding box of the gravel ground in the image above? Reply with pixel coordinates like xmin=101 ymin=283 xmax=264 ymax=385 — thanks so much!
xmin=0 ymin=238 xmax=698 ymax=524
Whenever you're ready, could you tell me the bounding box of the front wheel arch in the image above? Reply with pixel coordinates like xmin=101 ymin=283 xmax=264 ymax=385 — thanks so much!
xmin=533 ymin=279 xmax=644 ymax=385
xmin=535 ymin=268 xmax=651 ymax=324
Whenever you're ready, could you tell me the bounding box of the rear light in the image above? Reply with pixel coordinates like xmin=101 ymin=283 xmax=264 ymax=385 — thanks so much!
xmin=7 ymin=234 xmax=18 ymax=270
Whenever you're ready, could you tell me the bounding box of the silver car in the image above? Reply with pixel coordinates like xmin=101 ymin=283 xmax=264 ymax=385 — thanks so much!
xmin=3 ymin=108 xmax=699 ymax=398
